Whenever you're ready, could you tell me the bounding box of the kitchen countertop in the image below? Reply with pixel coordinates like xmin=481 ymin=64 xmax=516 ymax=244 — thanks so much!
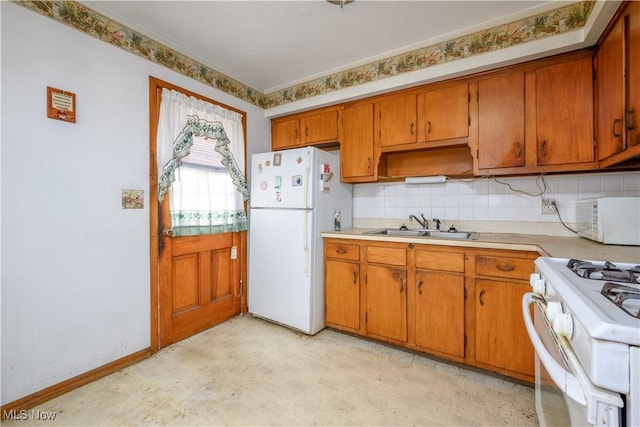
xmin=321 ymin=228 xmax=640 ymax=263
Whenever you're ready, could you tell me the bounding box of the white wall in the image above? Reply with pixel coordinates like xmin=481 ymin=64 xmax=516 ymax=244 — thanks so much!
xmin=0 ymin=2 xmax=270 ymax=405
xmin=353 ymin=171 xmax=640 ymax=235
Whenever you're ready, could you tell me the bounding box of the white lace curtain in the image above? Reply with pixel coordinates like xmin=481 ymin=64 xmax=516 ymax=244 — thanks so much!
xmin=157 ymin=88 xmax=248 ymax=236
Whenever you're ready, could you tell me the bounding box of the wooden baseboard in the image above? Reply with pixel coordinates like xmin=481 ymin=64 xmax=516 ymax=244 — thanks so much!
xmin=1 ymin=348 xmax=151 ymax=419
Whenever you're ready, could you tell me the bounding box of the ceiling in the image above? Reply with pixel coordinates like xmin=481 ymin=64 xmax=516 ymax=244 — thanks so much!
xmin=83 ymin=1 xmax=575 ymax=94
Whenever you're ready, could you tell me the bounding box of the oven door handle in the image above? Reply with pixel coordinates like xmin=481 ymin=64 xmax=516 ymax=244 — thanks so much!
xmin=522 ymin=293 xmax=586 ymax=405
xmin=522 ymin=293 xmax=624 ymax=425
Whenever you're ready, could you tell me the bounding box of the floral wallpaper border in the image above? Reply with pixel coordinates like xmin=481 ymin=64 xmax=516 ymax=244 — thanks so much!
xmin=16 ymin=1 xmax=594 ymax=109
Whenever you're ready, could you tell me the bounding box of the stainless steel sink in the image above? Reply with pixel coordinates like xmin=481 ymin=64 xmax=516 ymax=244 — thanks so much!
xmin=422 ymin=230 xmax=479 ymax=239
xmin=366 ymin=228 xmax=479 ymax=240
xmin=368 ymin=229 xmax=428 ymax=236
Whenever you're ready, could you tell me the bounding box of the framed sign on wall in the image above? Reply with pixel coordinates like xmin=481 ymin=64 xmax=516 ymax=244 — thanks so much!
xmin=47 ymin=86 xmax=76 ymax=123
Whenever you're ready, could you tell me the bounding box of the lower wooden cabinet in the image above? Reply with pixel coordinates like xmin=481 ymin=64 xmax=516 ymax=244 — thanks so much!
xmin=324 ymin=238 xmax=537 ymax=383
xmin=325 ymin=259 xmax=360 ymax=332
xmin=475 ymin=278 xmax=534 ymax=377
xmin=366 ymin=264 xmax=408 ymax=342
xmin=324 ymin=240 xmax=360 ymax=333
xmin=364 ymin=244 xmax=408 ymax=343
xmin=415 ymin=270 xmax=465 ymax=358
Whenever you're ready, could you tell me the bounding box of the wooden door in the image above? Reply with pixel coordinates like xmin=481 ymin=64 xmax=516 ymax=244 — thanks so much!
xmin=475 ymin=279 xmax=534 ymax=376
xmin=597 ymin=17 xmax=624 ymax=160
xmin=415 ymin=271 xmax=465 ymax=358
xmin=150 ymin=77 xmax=245 ymax=350
xmin=325 ymin=259 xmax=360 ymax=331
xmin=477 ymin=72 xmax=526 ymax=169
xmin=341 ymin=103 xmax=375 ymax=180
xmin=159 ymin=231 xmax=242 ymax=347
xmin=378 ymin=94 xmax=417 ymax=147
xmin=301 ymin=108 xmax=339 ymax=144
xmin=536 ymin=57 xmax=595 ymax=165
xmin=271 ymin=117 xmax=300 ymax=150
xmin=421 ymin=83 xmax=469 ymax=142
xmin=366 ymin=265 xmax=407 ymax=342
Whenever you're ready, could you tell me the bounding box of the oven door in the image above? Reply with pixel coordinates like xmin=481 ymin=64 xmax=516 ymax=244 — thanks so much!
xmin=522 ymin=293 xmax=624 ymax=427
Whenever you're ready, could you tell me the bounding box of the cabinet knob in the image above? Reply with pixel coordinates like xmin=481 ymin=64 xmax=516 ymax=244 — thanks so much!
xmin=514 ymin=141 xmax=522 ymax=158
xmin=417 ymin=279 xmax=423 ymax=295
xmin=410 ymin=123 xmax=415 ymax=135
xmin=497 ymin=264 xmax=515 ymax=272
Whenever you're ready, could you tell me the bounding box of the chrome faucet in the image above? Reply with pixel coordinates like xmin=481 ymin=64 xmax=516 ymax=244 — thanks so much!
xmin=409 ymin=213 xmax=428 ymax=229
xmin=432 ymin=218 xmax=442 ymax=231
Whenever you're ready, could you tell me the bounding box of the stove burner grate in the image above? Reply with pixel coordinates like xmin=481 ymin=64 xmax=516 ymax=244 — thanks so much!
xmin=567 ymin=259 xmax=640 ymax=284
xmin=601 ymin=282 xmax=640 ymax=318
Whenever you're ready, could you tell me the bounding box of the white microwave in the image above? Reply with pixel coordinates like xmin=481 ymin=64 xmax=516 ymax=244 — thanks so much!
xmin=575 ymin=197 xmax=640 ymax=245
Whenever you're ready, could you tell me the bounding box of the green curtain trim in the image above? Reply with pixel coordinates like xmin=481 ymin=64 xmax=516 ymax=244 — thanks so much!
xmin=158 ymin=115 xmax=249 ymax=202
xmin=170 ymin=210 xmax=248 ymax=236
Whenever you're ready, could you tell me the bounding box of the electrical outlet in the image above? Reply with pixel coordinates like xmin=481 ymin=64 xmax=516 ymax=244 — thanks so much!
xmin=541 ymin=198 xmax=556 ymax=215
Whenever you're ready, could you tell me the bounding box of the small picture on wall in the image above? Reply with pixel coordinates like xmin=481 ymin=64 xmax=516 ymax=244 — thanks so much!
xmin=273 ymin=153 xmax=282 ymax=166
xmin=47 ymin=86 xmax=76 ymax=123
xmin=122 ymin=189 xmax=144 ymax=209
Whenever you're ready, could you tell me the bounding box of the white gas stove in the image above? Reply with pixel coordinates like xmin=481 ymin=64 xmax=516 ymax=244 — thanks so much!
xmin=524 ymin=257 xmax=640 ymax=427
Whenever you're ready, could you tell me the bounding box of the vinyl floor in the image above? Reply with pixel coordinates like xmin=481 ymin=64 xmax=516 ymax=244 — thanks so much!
xmin=3 ymin=315 xmax=537 ymax=426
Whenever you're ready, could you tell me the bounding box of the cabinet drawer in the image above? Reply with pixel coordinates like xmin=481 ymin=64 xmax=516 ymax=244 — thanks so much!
xmin=416 ymin=250 xmax=464 ymax=272
xmin=325 ymin=241 xmax=359 ymax=261
xmin=475 ymin=255 xmax=534 ymax=280
xmin=366 ymin=246 xmax=406 ymax=266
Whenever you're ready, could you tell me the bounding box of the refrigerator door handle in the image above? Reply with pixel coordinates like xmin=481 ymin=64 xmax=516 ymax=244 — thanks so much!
xmin=303 ymin=150 xmax=312 ymax=277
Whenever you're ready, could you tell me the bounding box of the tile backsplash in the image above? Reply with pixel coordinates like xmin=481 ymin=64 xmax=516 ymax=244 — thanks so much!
xmin=352 ymin=171 xmax=640 ymax=235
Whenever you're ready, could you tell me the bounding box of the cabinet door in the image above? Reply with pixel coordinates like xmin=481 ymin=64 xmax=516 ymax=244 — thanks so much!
xmin=415 ymin=271 xmax=465 ymax=358
xmin=536 ymin=57 xmax=595 ymax=165
xmin=475 ymin=279 xmax=534 ymax=377
xmin=421 ymin=83 xmax=469 ymax=142
xmin=325 ymin=259 xmax=360 ymax=331
xmin=378 ymin=94 xmax=417 ymax=147
xmin=271 ymin=117 xmax=300 ymax=150
xmin=342 ymin=103 xmax=375 ymax=180
xmin=477 ymin=72 xmax=526 ymax=169
xmin=628 ymin=1 xmax=640 ymax=148
xmin=597 ymin=18 xmax=625 ymax=160
xmin=301 ymin=108 xmax=339 ymax=144
xmin=366 ymin=265 xmax=407 ymax=342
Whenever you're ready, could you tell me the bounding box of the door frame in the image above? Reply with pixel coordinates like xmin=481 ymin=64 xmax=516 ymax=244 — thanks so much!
xmin=148 ymin=76 xmax=248 ymax=352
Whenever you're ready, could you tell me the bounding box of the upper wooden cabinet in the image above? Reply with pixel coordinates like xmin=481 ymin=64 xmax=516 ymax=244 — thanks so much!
xmin=341 ymin=103 xmax=377 ymax=182
xmin=597 ymin=1 xmax=640 ymax=167
xmin=473 ymin=54 xmax=596 ymax=175
xmin=418 ymin=83 xmax=469 ymax=143
xmin=377 ymin=93 xmax=418 ymax=148
xmin=270 ymin=107 xmax=340 ymax=150
xmin=271 ymin=116 xmax=301 ymax=150
xmin=534 ymin=57 xmax=595 ymax=166
xmin=376 ymin=84 xmax=470 ymax=151
xmin=301 ymin=108 xmax=340 ymax=145
xmin=477 ymin=71 xmax=526 ymax=170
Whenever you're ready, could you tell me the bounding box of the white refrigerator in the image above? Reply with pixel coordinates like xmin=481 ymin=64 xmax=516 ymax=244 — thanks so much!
xmin=248 ymin=146 xmax=352 ymax=335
